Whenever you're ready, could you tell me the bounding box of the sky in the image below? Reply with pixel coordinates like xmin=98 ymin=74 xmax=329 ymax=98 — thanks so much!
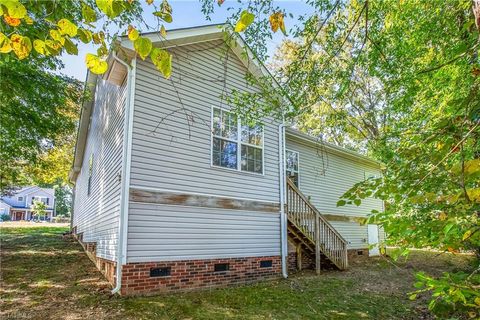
xmin=58 ymin=1 xmax=314 ymax=81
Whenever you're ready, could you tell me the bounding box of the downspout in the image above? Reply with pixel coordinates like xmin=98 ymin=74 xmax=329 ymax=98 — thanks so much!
xmin=111 ymin=51 xmax=136 ymax=295
xmin=278 ymin=122 xmax=288 ymax=279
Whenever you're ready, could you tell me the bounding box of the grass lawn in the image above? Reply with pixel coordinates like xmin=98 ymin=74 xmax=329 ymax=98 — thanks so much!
xmin=0 ymin=225 xmax=475 ymax=320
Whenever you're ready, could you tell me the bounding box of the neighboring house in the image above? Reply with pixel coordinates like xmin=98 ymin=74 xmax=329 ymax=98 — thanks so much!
xmin=69 ymin=24 xmax=384 ymax=296
xmin=0 ymin=186 xmax=55 ymax=221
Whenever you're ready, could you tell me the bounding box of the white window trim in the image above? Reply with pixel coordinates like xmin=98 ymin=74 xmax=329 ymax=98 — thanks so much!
xmin=210 ymin=106 xmax=265 ymax=176
xmin=31 ymin=196 xmax=48 ymax=205
xmin=285 ymin=149 xmax=300 ymax=187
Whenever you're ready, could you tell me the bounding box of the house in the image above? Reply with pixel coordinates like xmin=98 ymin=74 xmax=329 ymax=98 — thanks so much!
xmin=0 ymin=186 xmax=56 ymax=221
xmin=69 ymin=24 xmax=384 ymax=296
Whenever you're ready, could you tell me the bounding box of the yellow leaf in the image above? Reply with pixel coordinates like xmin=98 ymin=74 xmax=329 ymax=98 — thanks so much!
xmin=24 ymin=15 xmax=33 ymax=24
xmin=50 ymin=29 xmax=65 ymax=45
xmin=0 ymin=0 xmax=27 ymax=18
xmin=462 ymin=230 xmax=472 ymax=241
xmin=146 ymin=0 xmax=154 ymax=4
xmin=10 ymin=34 xmax=31 ymax=59
xmin=33 ymin=39 xmax=46 ymax=55
xmin=134 ymin=36 xmax=152 ymax=60
xmin=150 ymin=47 xmax=172 ymax=78
xmin=3 ymin=14 xmax=20 ymax=26
xmin=57 ymin=18 xmax=78 ymax=37
xmin=160 ymin=25 xmax=167 ymax=38
xmin=467 ymin=188 xmax=480 ymax=202
xmin=85 ymin=53 xmax=108 ymax=74
xmin=0 ymin=32 xmax=12 ymax=53
xmin=234 ymin=10 xmax=254 ymax=33
xmin=475 ymin=297 xmax=480 ymax=306
xmin=438 ymin=212 xmax=447 ymax=221
xmin=128 ymin=25 xmax=139 ymax=41
xmin=269 ymin=12 xmax=286 ymax=35
xmin=45 ymin=39 xmax=61 ymax=55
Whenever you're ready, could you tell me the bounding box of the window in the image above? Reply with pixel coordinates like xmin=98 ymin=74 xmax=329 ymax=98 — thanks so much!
xmin=0 ymin=208 xmax=5 ymax=214
xmin=31 ymin=196 xmax=48 ymax=205
xmin=17 ymin=196 xmax=24 ymax=202
xmin=286 ymin=150 xmax=299 ymax=187
xmin=87 ymin=154 xmax=93 ymax=196
xmin=211 ymin=107 xmax=263 ymax=174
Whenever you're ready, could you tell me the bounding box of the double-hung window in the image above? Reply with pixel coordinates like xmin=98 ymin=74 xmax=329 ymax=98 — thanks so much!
xmin=212 ymin=107 xmax=263 ymax=174
xmin=285 ymin=150 xmax=299 ymax=187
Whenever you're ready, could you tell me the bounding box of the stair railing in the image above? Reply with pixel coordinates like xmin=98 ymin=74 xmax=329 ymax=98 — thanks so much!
xmin=286 ymin=178 xmax=349 ymax=271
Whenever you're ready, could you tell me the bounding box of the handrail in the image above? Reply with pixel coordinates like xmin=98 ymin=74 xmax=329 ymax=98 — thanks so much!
xmin=286 ymin=178 xmax=348 ymax=270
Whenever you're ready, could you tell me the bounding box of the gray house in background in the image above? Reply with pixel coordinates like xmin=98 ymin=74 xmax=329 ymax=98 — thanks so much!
xmin=0 ymin=186 xmax=55 ymax=221
xmin=69 ymin=24 xmax=384 ymax=296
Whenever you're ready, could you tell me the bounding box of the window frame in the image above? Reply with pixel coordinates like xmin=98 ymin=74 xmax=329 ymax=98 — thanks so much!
xmin=285 ymin=149 xmax=300 ymax=187
xmin=17 ymin=196 xmax=24 ymax=202
xmin=31 ymin=196 xmax=48 ymax=205
xmin=210 ymin=106 xmax=265 ymax=175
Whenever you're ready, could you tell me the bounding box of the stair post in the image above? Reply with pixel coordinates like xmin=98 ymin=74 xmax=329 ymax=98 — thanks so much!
xmin=315 ymin=213 xmax=321 ymax=275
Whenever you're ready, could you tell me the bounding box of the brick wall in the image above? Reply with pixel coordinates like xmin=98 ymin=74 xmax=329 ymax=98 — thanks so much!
xmin=121 ymin=256 xmax=281 ymax=295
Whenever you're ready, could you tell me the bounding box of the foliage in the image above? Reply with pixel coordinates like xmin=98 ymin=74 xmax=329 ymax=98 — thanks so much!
xmin=31 ymin=200 xmax=47 ymax=220
xmin=0 ymin=213 xmax=10 ymax=221
xmin=53 ymin=185 xmax=73 ymax=217
xmin=204 ymin=0 xmax=480 ymax=316
xmin=0 ymin=0 xmax=174 ymax=76
xmin=0 ymin=59 xmax=81 ymax=192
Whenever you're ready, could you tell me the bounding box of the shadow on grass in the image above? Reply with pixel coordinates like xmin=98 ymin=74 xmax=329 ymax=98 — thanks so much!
xmin=0 ymin=226 xmax=475 ymax=320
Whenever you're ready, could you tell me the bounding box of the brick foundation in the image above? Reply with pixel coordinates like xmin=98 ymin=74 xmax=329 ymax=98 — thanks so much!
xmin=72 ymin=231 xmax=116 ymax=285
xmin=121 ymin=256 xmax=281 ymax=295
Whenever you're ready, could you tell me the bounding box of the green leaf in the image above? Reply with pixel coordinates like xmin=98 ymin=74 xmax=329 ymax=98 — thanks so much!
xmin=150 ymin=47 xmax=172 ymax=78
xmin=160 ymin=25 xmax=167 ymax=38
xmin=153 ymin=11 xmax=172 ymax=23
xmin=81 ymin=2 xmax=97 ymax=23
xmin=134 ymin=37 xmax=152 ymax=60
xmin=443 ymin=223 xmax=455 ymax=236
xmin=85 ymin=53 xmax=108 ymax=74
xmin=354 ymin=199 xmax=361 ymax=206
xmin=462 ymin=230 xmax=472 ymax=241
xmin=57 ymin=18 xmax=78 ymax=37
xmin=235 ymin=10 xmax=255 ymax=33
xmin=45 ymin=40 xmax=61 ymax=55
xmin=409 ymin=294 xmax=417 ymax=301
xmin=0 ymin=32 xmax=12 ymax=53
xmin=336 ymin=200 xmax=346 ymax=207
xmin=95 ymin=0 xmax=125 ymax=19
xmin=0 ymin=0 xmax=27 ymax=18
xmin=63 ymin=37 xmax=78 ymax=55
xmin=33 ymin=39 xmax=46 ymax=55
xmin=78 ymin=28 xmax=92 ymax=44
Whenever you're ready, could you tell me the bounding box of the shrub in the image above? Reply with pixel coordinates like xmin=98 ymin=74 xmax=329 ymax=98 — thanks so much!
xmin=0 ymin=213 xmax=11 ymax=221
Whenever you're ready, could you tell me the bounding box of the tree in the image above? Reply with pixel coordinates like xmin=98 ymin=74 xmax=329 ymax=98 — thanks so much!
xmin=0 ymin=60 xmax=82 ymax=191
xmin=31 ymin=200 xmax=47 ymax=221
xmin=54 ymin=185 xmax=73 ymax=217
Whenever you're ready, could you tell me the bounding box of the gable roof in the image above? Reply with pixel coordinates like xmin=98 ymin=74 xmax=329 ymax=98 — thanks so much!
xmin=69 ymin=24 xmax=278 ymax=182
xmin=69 ymin=24 xmax=382 ymax=181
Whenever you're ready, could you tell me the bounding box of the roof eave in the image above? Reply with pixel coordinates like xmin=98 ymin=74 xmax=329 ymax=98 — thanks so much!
xmin=285 ymin=127 xmax=384 ymax=169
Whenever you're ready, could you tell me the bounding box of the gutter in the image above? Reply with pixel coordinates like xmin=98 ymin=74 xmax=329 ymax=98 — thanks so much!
xmin=111 ymin=52 xmax=137 ymax=295
xmin=278 ymin=122 xmax=288 ymax=279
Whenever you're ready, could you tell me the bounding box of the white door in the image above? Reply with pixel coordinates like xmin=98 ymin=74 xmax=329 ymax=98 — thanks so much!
xmin=367 ymin=224 xmax=380 ymax=256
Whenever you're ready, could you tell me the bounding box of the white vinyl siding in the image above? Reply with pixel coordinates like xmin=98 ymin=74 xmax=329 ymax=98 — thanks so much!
xmin=127 ymin=203 xmax=281 ymax=263
xmin=286 ymin=134 xmax=384 ymax=249
xmin=72 ymin=79 xmax=126 ymax=261
xmin=129 ymin=40 xmax=280 ymax=203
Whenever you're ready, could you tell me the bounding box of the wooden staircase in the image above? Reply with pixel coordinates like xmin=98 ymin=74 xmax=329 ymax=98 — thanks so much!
xmin=286 ymin=179 xmax=348 ymax=271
